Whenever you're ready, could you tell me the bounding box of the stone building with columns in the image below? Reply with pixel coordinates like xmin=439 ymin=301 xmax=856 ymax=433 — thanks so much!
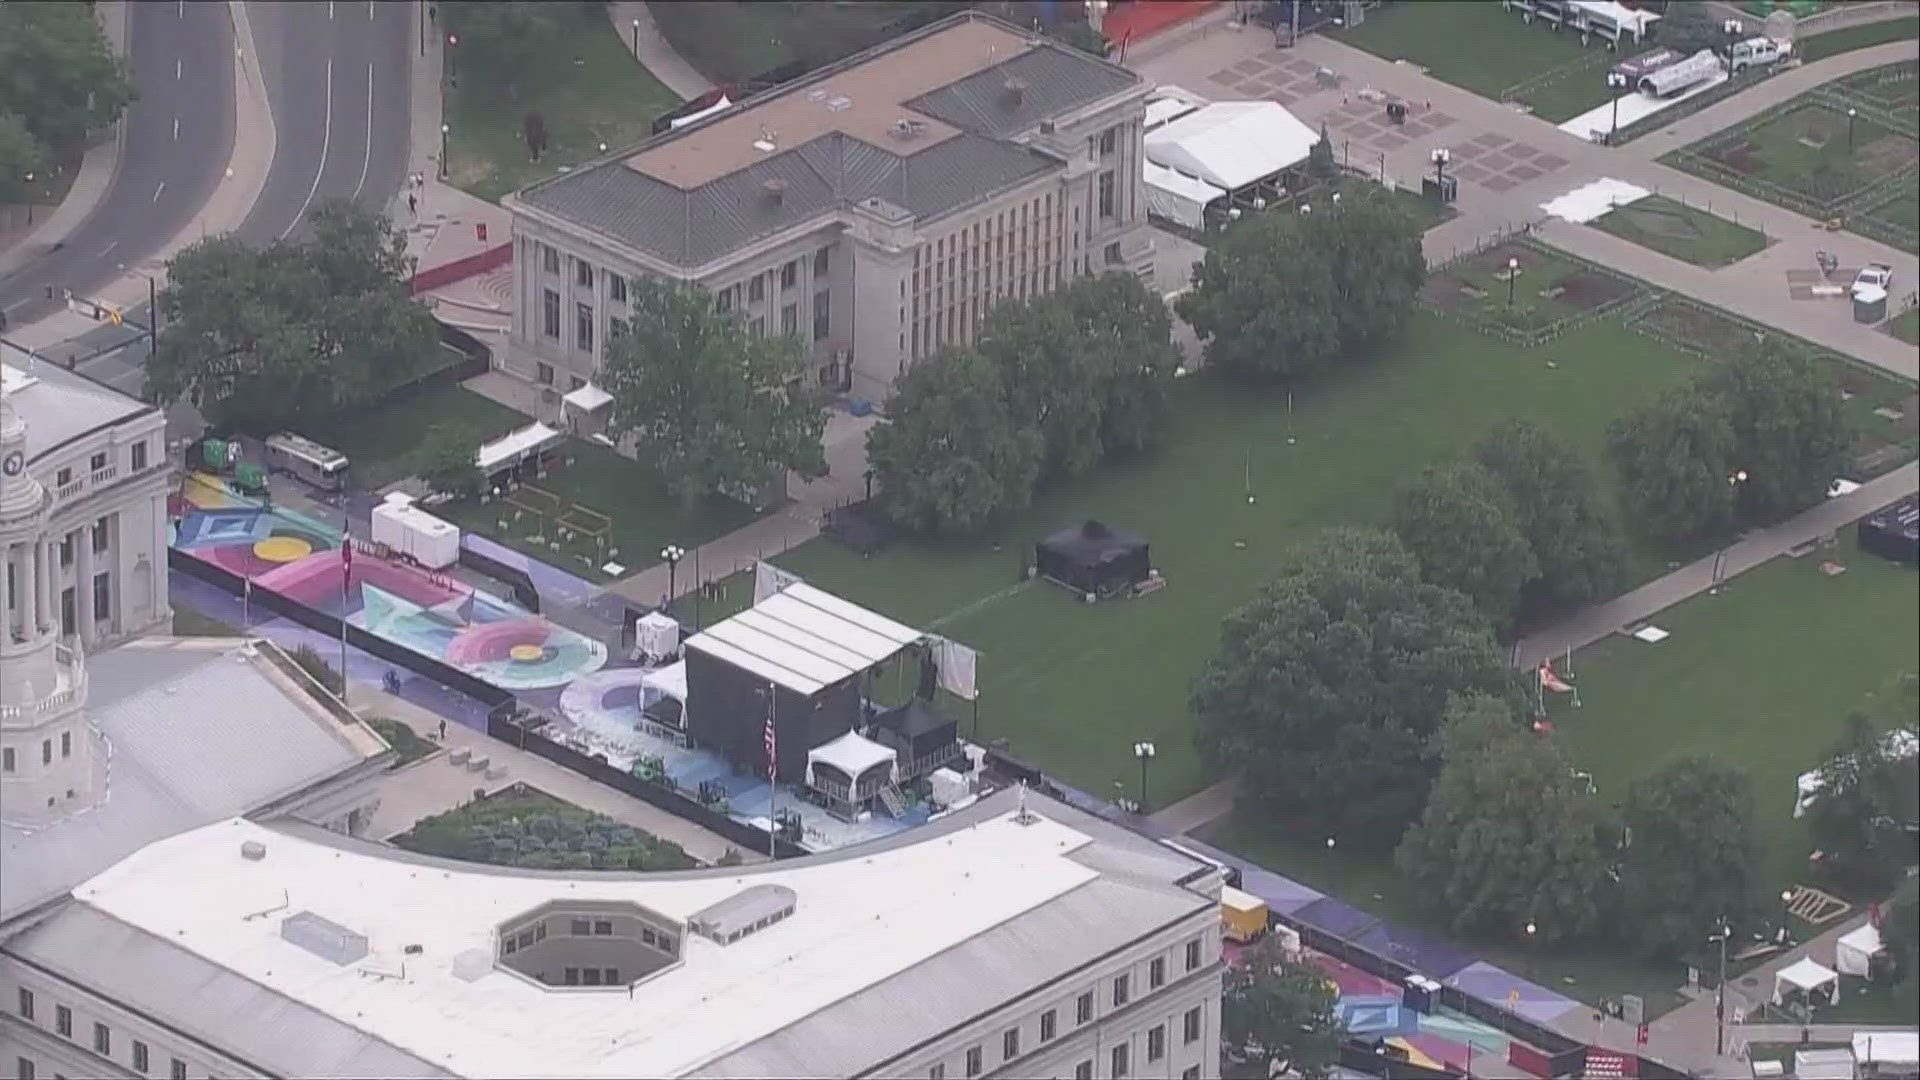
xmin=1 ymin=341 xmax=170 ymax=649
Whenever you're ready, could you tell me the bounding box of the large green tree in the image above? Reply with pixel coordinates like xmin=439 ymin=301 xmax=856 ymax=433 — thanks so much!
xmin=1390 ymin=458 xmax=1539 ymax=630
xmin=1608 ymin=384 xmax=1737 ymax=545
xmin=1223 ymin=937 xmax=1346 ymax=1080
xmin=1176 ymin=210 xmax=1340 ymax=383
xmin=1471 ymin=419 xmax=1626 ymax=611
xmin=1804 ymin=713 xmax=1915 ymax=895
xmin=147 ymin=200 xmax=436 ymax=433
xmin=1056 ymin=271 xmax=1181 ymax=458
xmin=1192 ymin=527 xmax=1513 ymax=847
xmin=867 ymin=348 xmax=1043 ymax=536
xmin=1302 ymin=185 xmax=1427 ymax=359
xmin=1657 ymin=0 xmax=1735 ymax=56
xmin=443 ymin=1 xmax=569 ymax=84
xmin=601 ymin=277 xmax=826 ymax=505
xmin=1707 ymin=340 xmax=1853 ymax=525
xmin=0 ymin=113 xmax=44 ymax=205
xmin=1617 ymin=755 xmax=1763 ymax=960
xmin=1395 ymin=695 xmax=1617 ymax=946
xmin=0 ymin=1 xmax=134 ymax=157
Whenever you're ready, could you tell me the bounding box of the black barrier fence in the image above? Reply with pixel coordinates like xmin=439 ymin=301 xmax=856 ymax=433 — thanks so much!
xmin=1340 ymin=1042 xmax=1464 ymax=1080
xmin=486 ymin=711 xmax=807 ymax=861
xmin=457 ymin=542 xmax=540 ymax=613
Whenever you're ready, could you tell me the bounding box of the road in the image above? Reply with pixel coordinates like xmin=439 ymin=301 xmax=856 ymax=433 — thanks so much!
xmin=4 ymin=0 xmax=415 ymax=397
xmin=0 ymin=0 xmax=235 ymax=330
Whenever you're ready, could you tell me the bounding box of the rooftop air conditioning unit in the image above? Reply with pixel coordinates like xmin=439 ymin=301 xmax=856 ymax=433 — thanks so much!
xmin=891 ymin=118 xmax=926 ymax=140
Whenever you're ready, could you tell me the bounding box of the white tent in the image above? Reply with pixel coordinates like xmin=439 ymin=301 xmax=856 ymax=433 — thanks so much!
xmin=806 ymin=729 xmax=897 ymax=793
xmin=1144 ymin=101 xmax=1318 ymax=193
xmin=1773 ymin=957 xmax=1840 ymax=1006
xmin=1854 ymin=1031 xmax=1920 ymax=1075
xmin=1794 ymin=1048 xmax=1856 ymax=1080
xmin=641 ymin=659 xmax=687 ymax=703
xmin=475 ymin=422 xmax=563 ymax=475
xmin=1795 ymin=728 xmax=1919 ymax=818
xmin=1836 ymin=923 xmax=1884 ymax=977
xmin=1144 ymin=159 xmax=1226 ymax=230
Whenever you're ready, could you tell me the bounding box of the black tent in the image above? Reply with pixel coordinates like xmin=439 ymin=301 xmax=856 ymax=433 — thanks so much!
xmin=1035 ymin=520 xmax=1150 ymax=597
xmin=1859 ymin=494 xmax=1919 ymax=567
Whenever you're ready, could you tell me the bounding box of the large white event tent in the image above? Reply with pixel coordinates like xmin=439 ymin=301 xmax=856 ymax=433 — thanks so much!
xmin=1144 ymin=100 xmax=1318 ymax=225
xmin=1835 ymin=922 xmax=1883 ymax=977
xmin=1772 ymin=956 xmax=1840 ymax=1007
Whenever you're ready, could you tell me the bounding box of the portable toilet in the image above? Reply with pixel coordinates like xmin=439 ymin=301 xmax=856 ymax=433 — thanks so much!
xmin=1853 ymin=284 xmax=1888 ymax=325
xmin=1221 ymin=885 xmax=1269 ymax=944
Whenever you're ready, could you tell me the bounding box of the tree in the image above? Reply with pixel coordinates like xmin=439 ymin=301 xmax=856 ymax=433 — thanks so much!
xmin=443 ymin=1 xmax=568 ymax=84
xmin=1192 ymin=528 xmax=1513 ymax=847
xmin=1223 ymin=937 xmax=1345 ymax=1080
xmin=600 ymin=277 xmax=826 ymax=505
xmin=522 ymin=111 xmax=548 ymax=162
xmin=1308 ymin=122 xmax=1337 ymax=179
xmin=1297 ymin=184 xmax=1426 ymax=360
xmin=0 ymin=113 xmax=45 ymax=205
xmin=1055 ymin=271 xmax=1181 ymax=458
xmin=0 ymin=2 xmax=135 ymax=154
xmin=287 ymin=644 xmax=345 ymax=696
xmin=1395 ymin=695 xmax=1617 ymax=946
xmin=1804 ymin=713 xmax=1913 ymax=895
xmin=1617 ymin=755 xmax=1762 ymax=960
xmin=1608 ymin=384 xmax=1737 ymax=544
xmin=417 ymin=425 xmax=481 ymax=498
xmin=146 ymin=200 xmax=437 ymax=433
xmin=1390 ymin=458 xmax=1539 ymax=630
xmin=1882 ymin=877 xmax=1918 ymax=984
xmin=1657 ymin=1 xmax=1734 ymax=57
xmin=1047 ymin=19 xmax=1111 ymax=57
xmin=1472 ymin=419 xmax=1626 ymax=610
xmin=1706 ymin=340 xmax=1853 ymax=525
xmin=1176 ymin=211 xmax=1340 ymax=383
xmin=867 ymin=348 xmax=1043 ymax=536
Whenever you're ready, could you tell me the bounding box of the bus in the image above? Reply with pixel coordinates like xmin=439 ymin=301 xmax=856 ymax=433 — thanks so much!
xmin=263 ymin=432 xmax=349 ymax=492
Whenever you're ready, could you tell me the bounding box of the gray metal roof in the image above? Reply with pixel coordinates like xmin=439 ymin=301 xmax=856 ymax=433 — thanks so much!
xmin=1 ymin=340 xmax=155 ymax=463
xmin=905 ymin=46 xmax=1140 ymax=139
xmin=0 ymin=640 xmax=371 ymax=922
xmin=4 ymin=903 xmax=453 ymax=1079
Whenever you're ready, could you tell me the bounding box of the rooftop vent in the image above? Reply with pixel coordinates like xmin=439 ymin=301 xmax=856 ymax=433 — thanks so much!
xmin=240 ymin=840 xmax=267 ymax=861
xmin=1039 ymin=119 xmax=1056 ymax=134
xmin=1004 ymin=77 xmax=1028 ymax=105
xmin=690 ymin=884 xmax=797 ymax=946
xmin=280 ymin=911 xmax=369 ymax=966
xmin=763 ymin=178 xmax=788 ymax=203
xmin=826 ymin=94 xmax=852 ymax=112
xmin=753 ymin=127 xmax=778 ymax=153
xmin=890 ymin=118 xmax=927 ymax=140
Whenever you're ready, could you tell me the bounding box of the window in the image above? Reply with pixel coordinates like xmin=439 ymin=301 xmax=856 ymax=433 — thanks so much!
xmin=781 ymin=303 xmax=798 ymax=336
xmin=93 ymin=1022 xmax=110 ymax=1055
xmin=593 ymin=920 xmax=612 ymax=935
xmin=812 ymin=291 xmax=830 ymax=341
xmin=1002 ymin=1028 xmax=1019 ymax=1060
xmin=564 ymin=967 xmax=581 ymax=986
xmin=1112 ymin=973 xmax=1130 ymax=1007
xmin=41 ymin=740 xmax=51 ymax=765
xmin=716 ymin=287 xmax=733 ymax=313
xmin=1182 ymin=1068 xmax=1202 ymax=1080
xmin=571 ymin=918 xmax=590 ymax=936
xmin=814 ymin=246 xmax=831 ymax=276
xmin=59 ymin=536 xmax=73 ymax=567
xmin=1111 ymin=1043 xmax=1130 ymax=1079
xmin=1150 ymin=956 xmax=1166 ymax=989
xmin=659 ymin=932 xmax=676 ymax=952
xmin=1098 ymin=170 xmax=1115 ymax=219
xmin=780 ymin=260 xmax=798 ymax=290
xmin=576 ymin=259 xmax=593 ymax=288
xmin=929 ymin=1065 xmax=945 ymax=1080
xmin=604 ymin=967 xmax=619 ymax=985
xmin=1147 ymin=1025 xmax=1166 ymax=1062
xmin=543 ymin=244 xmax=560 ymax=274
xmin=535 ymin=362 xmax=554 ymax=386
xmin=515 ymin=929 xmax=534 ymax=949
xmin=583 ymin=968 xmax=603 ymax=986
xmin=1185 ymin=939 xmax=1202 ymax=971
xmin=55 ymin=1005 xmax=70 ymax=1037
xmin=749 ymin=275 xmax=765 ymax=303
xmin=56 ymin=467 xmax=72 ymax=487
xmin=1076 ymin=990 xmax=1093 ymax=1025
xmin=89 ymin=451 xmax=107 ymax=473
xmin=16 ymin=987 xmax=31 ymax=1020
xmin=2 ymin=748 xmax=12 ymax=773
xmin=1099 ymin=127 xmax=1117 ymax=156
xmin=1105 ymin=241 xmax=1122 ymax=266
xmin=609 ymin=273 xmax=627 ymax=303
xmin=577 ymin=302 xmax=594 ymax=352
xmin=131 ymin=441 xmax=148 ymax=472
xmin=1040 ymin=1008 xmax=1056 ymax=1042
xmin=1184 ymin=1005 xmax=1202 ymax=1045
xmin=642 ymin=927 xmax=658 ymax=946
xmin=61 ymin=732 xmax=70 ymax=758
xmin=502 ymin=937 xmax=517 ymax=955
xmin=93 ymin=572 xmax=110 ymax=621
xmin=542 ymin=288 xmax=561 ymax=338
xmin=172 ymin=1060 xmax=187 ymax=1080
xmin=609 ymin=317 xmax=629 ymax=341
xmin=1074 ymin=1063 xmax=1092 ymax=1080
xmin=133 ymin=1041 xmax=150 ymax=1074
xmin=964 ymin=1045 xmax=982 ymax=1077
xmin=17 ymin=1057 xmax=33 ymax=1080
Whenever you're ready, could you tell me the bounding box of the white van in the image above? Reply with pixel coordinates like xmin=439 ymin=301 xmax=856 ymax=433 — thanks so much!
xmin=263 ymin=432 xmax=350 ymax=491
xmin=1729 ymin=36 xmax=1790 ymax=73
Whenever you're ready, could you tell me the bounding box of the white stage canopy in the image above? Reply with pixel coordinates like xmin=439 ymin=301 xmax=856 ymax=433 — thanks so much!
xmin=1144 ymin=101 xmax=1318 ymax=192
xmin=641 ymin=659 xmax=687 ymax=703
xmin=1836 ymin=923 xmax=1883 ymax=976
xmin=685 ymin=581 xmax=922 ymax=696
xmin=1144 ymin=160 xmax=1226 ymax=230
xmin=1854 ymin=1031 xmax=1919 ymax=1070
xmin=806 ymin=730 xmax=898 ymax=791
xmin=562 ymin=382 xmax=613 ymax=413
xmin=1567 ymin=0 xmax=1660 ymax=41
xmin=1773 ymin=957 xmax=1840 ymax=1006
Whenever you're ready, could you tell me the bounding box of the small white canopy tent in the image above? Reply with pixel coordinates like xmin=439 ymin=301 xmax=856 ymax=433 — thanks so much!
xmin=1854 ymin=1031 xmax=1920 ymax=1075
xmin=1144 ymin=100 xmax=1319 ymax=194
xmin=642 ymin=659 xmax=687 ymax=704
xmin=1836 ymin=923 xmax=1884 ymax=976
xmin=1794 ymin=1048 xmax=1856 ymax=1080
xmin=1773 ymin=957 xmax=1840 ymax=1007
xmin=806 ymin=729 xmax=897 ymax=796
xmin=1144 ymin=159 xmax=1226 ymax=230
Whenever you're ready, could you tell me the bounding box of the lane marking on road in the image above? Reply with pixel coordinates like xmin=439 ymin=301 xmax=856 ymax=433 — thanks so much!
xmin=328 ymin=1 xmax=334 ymax=18
xmin=99 ymin=242 xmax=118 ymax=258
xmin=281 ymin=57 xmax=335 ymax=241
xmin=152 ymin=181 xmax=166 ymax=203
xmin=178 ymin=0 xmax=184 ymax=16
xmin=369 ymin=1 xmax=375 ymax=19
xmin=173 ymin=117 xmax=180 ymax=141
xmin=176 ymin=58 xmax=183 ymax=80
xmin=351 ymin=63 xmax=374 ymax=202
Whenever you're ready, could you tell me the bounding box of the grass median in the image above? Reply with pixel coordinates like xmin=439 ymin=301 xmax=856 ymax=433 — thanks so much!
xmin=1590 ymin=195 xmax=1772 ymax=267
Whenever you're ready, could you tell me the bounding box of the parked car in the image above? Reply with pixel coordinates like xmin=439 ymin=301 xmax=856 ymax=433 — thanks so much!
xmin=1853 ymin=263 xmax=1894 ymax=295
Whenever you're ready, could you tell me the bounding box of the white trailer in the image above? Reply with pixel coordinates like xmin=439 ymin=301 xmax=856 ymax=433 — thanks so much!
xmin=370 ymin=494 xmax=461 ymax=569
xmin=1729 ymin=35 xmax=1790 ymax=73
xmin=1639 ymin=49 xmax=1723 ymax=96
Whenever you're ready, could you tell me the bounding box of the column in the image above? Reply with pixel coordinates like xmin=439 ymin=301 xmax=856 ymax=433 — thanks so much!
xmin=154 ymin=493 xmax=170 ymax=618
xmin=26 ymin=540 xmax=42 ymax=634
xmin=41 ymin=537 xmax=57 ymax=635
xmin=76 ymin=525 xmax=95 ymax=643
xmin=4 ymin=542 xmax=19 ymax=637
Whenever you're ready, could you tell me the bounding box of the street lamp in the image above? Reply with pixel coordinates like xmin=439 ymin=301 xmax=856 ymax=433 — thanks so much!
xmin=1710 ymin=917 xmax=1732 ymax=1055
xmin=660 ymin=544 xmax=686 ymax=607
xmin=1606 ymin=71 xmax=1629 ymax=144
xmin=1524 ymin=920 xmax=1538 ymax=985
xmin=447 ymin=33 xmax=459 ymax=85
xmin=439 ymin=122 xmax=450 ymax=179
xmin=1133 ymin=740 xmax=1156 ymax=814
xmin=1712 ymin=469 xmax=1750 ymax=591
xmin=118 ymin=263 xmax=159 ymax=356
xmin=631 ymin=17 xmax=640 ymax=56
xmin=22 ymin=172 xmax=33 ymax=225
xmin=1325 ymin=836 xmax=1336 ymax=851
xmin=1507 ymin=256 xmax=1520 ymax=308
xmin=1847 ymin=107 xmax=1858 ymax=149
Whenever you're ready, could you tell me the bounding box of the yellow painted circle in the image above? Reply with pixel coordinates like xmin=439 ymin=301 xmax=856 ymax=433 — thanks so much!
xmin=508 ymin=643 xmax=546 ymax=662
xmin=252 ymin=536 xmax=313 ymax=563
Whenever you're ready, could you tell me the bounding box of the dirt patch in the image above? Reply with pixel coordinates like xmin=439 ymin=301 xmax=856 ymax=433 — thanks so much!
xmin=1553 ymin=270 xmax=1632 ymax=311
xmin=1635 ymin=300 xmax=1752 ymax=354
xmin=1710 ymin=139 xmax=1761 ymax=177
xmin=1855 ymin=132 xmax=1919 ymax=181
xmin=1837 ymin=364 xmax=1888 ymax=397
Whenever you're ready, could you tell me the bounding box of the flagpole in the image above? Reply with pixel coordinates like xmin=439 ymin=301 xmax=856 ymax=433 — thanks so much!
xmin=766 ymin=678 xmax=778 ymax=862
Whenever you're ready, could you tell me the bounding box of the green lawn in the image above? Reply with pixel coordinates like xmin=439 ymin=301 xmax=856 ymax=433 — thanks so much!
xmin=772 ymin=311 xmax=1703 ymax=805
xmin=310 ymin=383 xmax=528 ymax=491
xmin=1798 ymin=18 xmax=1920 ymax=63
xmin=366 ymin=717 xmax=437 ymax=768
xmin=444 ymin=10 xmax=680 ymax=201
xmin=1331 ymin=1 xmax=1611 ymax=121
xmin=1888 ymin=306 xmax=1920 ymax=346
xmin=650 ymin=0 xmax=957 ymax=85
xmin=1558 ymin=533 xmax=1920 ymax=902
xmin=171 ymin=608 xmax=243 ymax=637
xmin=1590 ymin=195 xmax=1771 ymax=267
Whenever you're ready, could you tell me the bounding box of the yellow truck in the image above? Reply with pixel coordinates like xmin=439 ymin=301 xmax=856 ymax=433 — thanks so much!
xmin=1221 ymin=885 xmax=1269 ymax=944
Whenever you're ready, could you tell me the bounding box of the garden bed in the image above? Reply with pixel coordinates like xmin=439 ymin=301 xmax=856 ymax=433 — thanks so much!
xmin=390 ymin=783 xmax=699 ymax=870
xmin=1589 ymin=195 xmax=1771 ymax=267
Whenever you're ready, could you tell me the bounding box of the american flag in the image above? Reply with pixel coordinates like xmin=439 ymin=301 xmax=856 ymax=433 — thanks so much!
xmin=764 ymin=709 xmax=777 ymax=782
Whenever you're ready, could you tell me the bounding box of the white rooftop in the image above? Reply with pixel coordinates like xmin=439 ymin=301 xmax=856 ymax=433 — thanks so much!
xmin=685 ymin=581 xmax=923 ymax=696
xmin=1144 ymin=100 xmax=1318 ymax=192
xmin=2 ymin=339 xmax=155 ymax=463
xmin=561 ymin=383 xmax=613 ymax=412
xmin=36 ymin=791 xmax=1212 ymax=1079
xmin=475 ymin=422 xmax=563 ymax=472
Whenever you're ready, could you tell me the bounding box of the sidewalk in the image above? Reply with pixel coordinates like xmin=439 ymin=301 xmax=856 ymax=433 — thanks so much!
xmin=606 ymin=0 xmax=714 ymax=102
xmin=353 ymin=684 xmax=755 ymax=865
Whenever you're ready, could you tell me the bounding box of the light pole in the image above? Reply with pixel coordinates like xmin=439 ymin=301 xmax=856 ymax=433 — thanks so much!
xmin=1606 ymin=71 xmax=1629 ymax=144
xmin=631 ymin=17 xmax=640 ymax=56
xmin=1133 ymin=740 xmax=1156 ymax=814
xmin=118 ymin=263 xmax=159 ymax=355
xmin=1525 ymin=920 xmax=1538 ymax=985
xmin=1847 ymin=107 xmax=1858 ymax=149
xmin=1507 ymin=256 xmax=1520 ymax=308
xmin=439 ymin=122 xmax=450 ymax=179
xmin=419 ymin=0 xmax=426 ymax=56
xmin=1712 ymin=469 xmax=1750 ymax=591
xmin=1710 ymin=917 xmax=1732 ymax=1055
xmin=22 ymin=172 xmax=32 ymax=225
xmin=447 ymin=33 xmax=458 ymax=85
xmin=660 ymin=544 xmax=685 ymax=609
